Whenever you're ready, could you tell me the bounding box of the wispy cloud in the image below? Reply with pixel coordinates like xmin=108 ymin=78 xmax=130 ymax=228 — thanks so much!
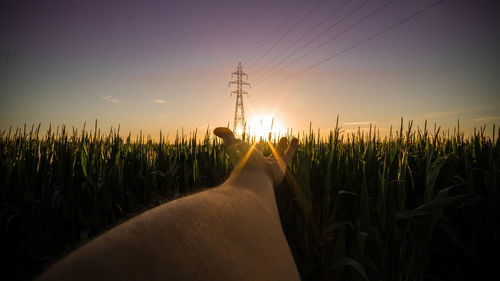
xmin=424 ymin=105 xmax=499 ymax=119
xmin=100 ymin=96 xmax=119 ymax=103
xmin=472 ymin=116 xmax=500 ymax=122
xmin=343 ymin=121 xmax=377 ymax=126
xmin=152 ymin=99 xmax=166 ymax=104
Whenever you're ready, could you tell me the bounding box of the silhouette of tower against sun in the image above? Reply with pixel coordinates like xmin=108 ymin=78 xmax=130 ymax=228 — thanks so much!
xmin=229 ymin=62 xmax=250 ymax=138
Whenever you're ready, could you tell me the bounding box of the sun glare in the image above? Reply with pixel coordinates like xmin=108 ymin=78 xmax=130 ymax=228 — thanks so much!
xmin=247 ymin=115 xmax=283 ymax=141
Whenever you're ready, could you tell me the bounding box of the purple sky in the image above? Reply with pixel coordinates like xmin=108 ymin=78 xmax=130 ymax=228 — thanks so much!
xmin=1 ymin=0 xmax=499 ymax=138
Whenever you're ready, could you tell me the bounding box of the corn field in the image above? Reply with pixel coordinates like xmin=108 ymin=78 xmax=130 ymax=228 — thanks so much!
xmin=0 ymin=120 xmax=498 ymax=281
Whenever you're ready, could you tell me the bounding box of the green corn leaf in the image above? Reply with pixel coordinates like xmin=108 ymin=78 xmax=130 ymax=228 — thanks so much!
xmin=331 ymin=257 xmax=370 ymax=281
xmin=424 ymin=156 xmax=448 ymax=201
xmin=80 ymin=148 xmax=88 ymax=177
xmin=416 ymin=194 xmax=469 ymax=212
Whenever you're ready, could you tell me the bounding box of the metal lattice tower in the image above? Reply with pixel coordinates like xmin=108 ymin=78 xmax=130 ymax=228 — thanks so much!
xmin=229 ymin=62 xmax=250 ymax=138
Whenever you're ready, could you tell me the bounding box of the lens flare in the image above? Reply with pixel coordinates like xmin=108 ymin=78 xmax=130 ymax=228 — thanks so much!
xmin=247 ymin=115 xmax=283 ymax=141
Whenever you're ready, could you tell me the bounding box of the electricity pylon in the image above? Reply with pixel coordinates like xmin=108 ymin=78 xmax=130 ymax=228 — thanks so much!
xmin=229 ymin=62 xmax=250 ymax=138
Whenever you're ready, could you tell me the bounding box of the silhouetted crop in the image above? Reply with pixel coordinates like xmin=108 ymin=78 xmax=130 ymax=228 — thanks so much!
xmin=0 ymin=120 xmax=498 ymax=281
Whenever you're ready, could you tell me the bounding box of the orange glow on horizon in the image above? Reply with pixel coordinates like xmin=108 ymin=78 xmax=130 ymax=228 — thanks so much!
xmin=246 ymin=115 xmax=284 ymax=141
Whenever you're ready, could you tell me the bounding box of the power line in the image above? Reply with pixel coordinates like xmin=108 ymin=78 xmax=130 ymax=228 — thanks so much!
xmin=248 ymin=0 xmax=328 ymax=74
xmin=254 ymin=0 xmax=394 ymax=87
xmin=246 ymin=0 xmax=308 ymax=71
xmin=244 ymin=0 xmax=306 ymax=68
xmin=252 ymin=0 xmax=370 ymax=85
xmin=252 ymin=0 xmax=444 ymax=96
xmin=250 ymin=0 xmax=353 ymax=79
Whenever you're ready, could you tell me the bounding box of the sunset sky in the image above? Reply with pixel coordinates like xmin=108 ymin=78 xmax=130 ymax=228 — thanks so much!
xmin=1 ymin=0 xmax=499 ymax=139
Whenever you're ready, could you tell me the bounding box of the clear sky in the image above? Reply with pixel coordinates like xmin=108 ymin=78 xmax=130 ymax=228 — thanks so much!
xmin=1 ymin=0 xmax=499 ymax=139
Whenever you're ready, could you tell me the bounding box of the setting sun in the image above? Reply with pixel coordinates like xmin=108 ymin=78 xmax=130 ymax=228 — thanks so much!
xmin=246 ymin=115 xmax=284 ymax=141
xmin=2 ymin=1 xmax=499 ymax=280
